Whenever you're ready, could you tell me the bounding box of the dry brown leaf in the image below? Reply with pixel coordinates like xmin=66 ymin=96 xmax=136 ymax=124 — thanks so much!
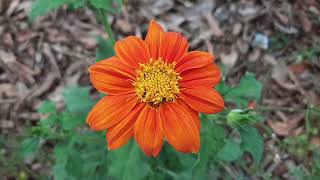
xmin=17 ymin=31 xmax=37 ymax=42
xmin=309 ymin=6 xmax=320 ymax=15
xmin=232 ymin=22 xmax=242 ymax=36
xmin=237 ymin=3 xmax=263 ymax=21
xmin=248 ymin=48 xmax=261 ymax=62
xmin=27 ymin=74 xmax=56 ymax=100
xmin=289 ymin=63 xmax=308 ymax=74
xmin=0 ymin=50 xmax=16 ymax=64
xmin=0 ymin=83 xmax=17 ymax=97
xmin=6 ymin=0 xmax=20 ymax=16
xmin=236 ymin=39 xmax=249 ymax=54
xmin=43 ymin=43 xmax=61 ymax=78
xmin=297 ymin=11 xmax=312 ymax=32
xmin=220 ymin=48 xmax=238 ymax=69
xmin=79 ymin=35 xmax=98 ymax=50
xmin=274 ymin=11 xmax=289 ymax=26
xmin=47 ymin=29 xmax=70 ymax=43
xmin=140 ymin=0 xmax=173 ymax=16
xmin=0 ymin=50 xmax=35 ymax=84
xmin=310 ymin=137 xmax=320 ymax=148
xmin=272 ymin=64 xmax=297 ymax=91
xmin=203 ymin=12 xmax=224 ymax=37
xmin=0 ymin=120 xmax=14 ymax=128
xmin=3 ymin=33 xmax=14 ymax=46
xmin=267 ymin=114 xmax=304 ymax=136
xmin=115 ymin=19 xmax=133 ymax=33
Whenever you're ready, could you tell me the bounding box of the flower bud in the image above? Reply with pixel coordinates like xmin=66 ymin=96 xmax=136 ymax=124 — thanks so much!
xmin=227 ymin=109 xmax=258 ymax=127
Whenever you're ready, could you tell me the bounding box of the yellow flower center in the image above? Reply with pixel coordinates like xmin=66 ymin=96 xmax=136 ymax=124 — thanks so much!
xmin=134 ymin=60 xmax=182 ymax=106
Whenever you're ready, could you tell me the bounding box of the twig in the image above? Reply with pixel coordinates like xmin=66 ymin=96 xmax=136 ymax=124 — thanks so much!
xmin=43 ymin=43 xmax=61 ymax=79
xmin=220 ymin=162 xmax=238 ymax=179
xmin=257 ymin=106 xmax=313 ymax=113
xmin=0 ymin=98 xmax=17 ymax=104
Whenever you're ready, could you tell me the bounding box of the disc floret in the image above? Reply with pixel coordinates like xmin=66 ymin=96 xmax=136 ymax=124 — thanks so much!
xmin=134 ymin=59 xmax=182 ymax=106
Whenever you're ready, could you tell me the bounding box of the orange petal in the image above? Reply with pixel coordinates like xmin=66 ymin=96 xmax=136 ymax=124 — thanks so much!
xmin=177 ymin=99 xmax=200 ymax=131
xmin=179 ymin=64 xmax=221 ymax=88
xmin=115 ymin=36 xmax=150 ymax=69
xmin=107 ymin=103 xmax=145 ymax=150
xmin=159 ymin=32 xmax=189 ymax=63
xmin=175 ymin=51 xmax=215 ymax=73
xmin=89 ymin=57 xmax=136 ymax=95
xmin=180 ymin=88 xmax=224 ymax=114
xmin=160 ymin=99 xmax=200 ymax=153
xmin=145 ymin=20 xmax=165 ymax=60
xmin=134 ymin=105 xmax=163 ymax=157
xmin=87 ymin=94 xmax=138 ymax=130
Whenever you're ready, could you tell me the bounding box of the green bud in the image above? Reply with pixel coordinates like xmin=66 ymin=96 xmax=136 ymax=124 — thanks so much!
xmin=227 ymin=109 xmax=257 ymax=127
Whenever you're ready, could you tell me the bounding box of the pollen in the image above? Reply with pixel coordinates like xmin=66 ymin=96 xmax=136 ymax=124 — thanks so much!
xmin=134 ymin=59 xmax=182 ymax=106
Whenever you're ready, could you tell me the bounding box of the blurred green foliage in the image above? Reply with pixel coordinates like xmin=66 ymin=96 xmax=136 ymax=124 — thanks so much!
xmin=17 ymin=70 xmax=265 ymax=179
xmin=29 ymin=0 xmax=122 ymax=22
xmin=216 ymin=72 xmax=263 ymax=107
xmin=289 ymin=149 xmax=320 ymax=179
xmin=269 ymin=32 xmax=293 ymax=52
xmin=28 ymin=0 xmax=79 ymax=22
xmin=296 ymin=43 xmax=320 ymax=62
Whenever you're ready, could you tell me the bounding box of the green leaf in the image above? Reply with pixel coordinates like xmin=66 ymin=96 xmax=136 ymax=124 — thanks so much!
xmin=193 ymin=121 xmax=225 ymax=179
xmin=215 ymin=81 xmax=232 ymax=97
xmin=90 ymin=0 xmax=121 ymax=14
xmin=52 ymin=132 xmax=108 ymax=179
xmin=53 ymin=164 xmax=69 ymax=180
xmin=60 ymin=111 xmax=83 ymax=130
xmin=28 ymin=0 xmax=76 ymax=22
xmin=224 ymin=72 xmax=263 ymax=107
xmin=55 ymin=143 xmax=70 ymax=165
xmin=115 ymin=0 xmax=123 ymax=13
xmin=53 ymin=144 xmax=70 ymax=180
xmin=68 ymin=0 xmax=86 ymax=9
xmin=95 ymin=35 xmax=115 ymax=62
xmin=239 ymin=125 xmax=264 ymax=163
xmin=217 ymin=139 xmax=243 ymax=162
xmin=38 ymin=101 xmax=56 ymax=114
xmin=108 ymin=141 xmax=150 ymax=180
xmin=39 ymin=114 xmax=58 ymax=128
xmin=20 ymin=137 xmax=40 ymax=158
xmin=90 ymin=0 xmax=112 ymax=9
xmin=175 ymin=153 xmax=197 ymax=180
xmin=63 ymin=86 xmax=94 ymax=114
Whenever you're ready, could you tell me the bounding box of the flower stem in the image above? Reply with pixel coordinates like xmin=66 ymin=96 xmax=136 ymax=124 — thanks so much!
xmin=157 ymin=167 xmax=178 ymax=178
xmin=99 ymin=10 xmax=116 ymax=45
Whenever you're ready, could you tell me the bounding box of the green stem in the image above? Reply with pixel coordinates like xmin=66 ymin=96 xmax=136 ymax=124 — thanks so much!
xmin=157 ymin=167 xmax=178 ymax=178
xmin=305 ymin=105 xmax=311 ymax=135
xmin=99 ymin=10 xmax=116 ymax=45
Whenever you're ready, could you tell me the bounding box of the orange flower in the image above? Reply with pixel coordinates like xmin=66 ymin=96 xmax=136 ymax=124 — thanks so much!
xmin=87 ymin=20 xmax=224 ymax=157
